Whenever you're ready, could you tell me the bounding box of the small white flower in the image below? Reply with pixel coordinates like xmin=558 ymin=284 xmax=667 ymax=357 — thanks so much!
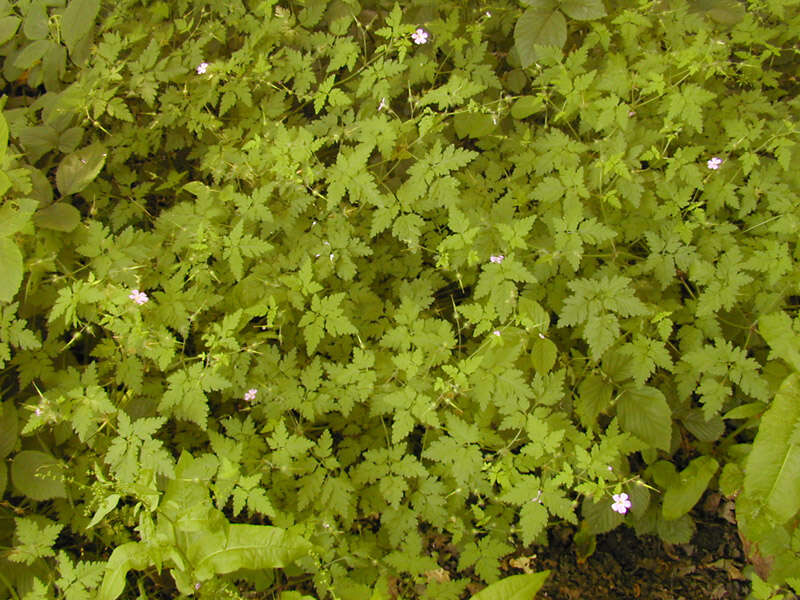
xmin=244 ymin=388 xmax=258 ymax=402
xmin=196 ymin=62 xmax=209 ymax=74
xmin=378 ymin=98 xmax=387 ymax=111
xmin=129 ymin=289 xmax=149 ymax=305
xmin=485 ymin=11 xmax=492 ymax=17
xmin=611 ymin=493 xmax=632 ymax=514
xmin=490 ymin=255 xmax=504 ymax=264
xmin=493 ymin=330 xmax=501 ymax=336
xmin=707 ymin=156 xmax=723 ymax=170
xmin=411 ymin=28 xmax=429 ymax=45
xmin=35 ymin=408 xmax=42 ymax=416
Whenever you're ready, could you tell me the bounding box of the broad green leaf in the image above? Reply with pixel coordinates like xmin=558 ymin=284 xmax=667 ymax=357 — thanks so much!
xmin=34 ymin=202 xmax=81 ymax=231
xmin=616 ymin=386 xmax=672 ymax=451
xmin=511 ymin=95 xmax=545 ymax=120
xmin=55 ymin=143 xmax=107 ymax=196
xmin=453 ymin=113 xmax=496 ymax=138
xmin=531 ymin=337 xmax=557 ymax=373
xmin=194 ymin=524 xmax=312 ymax=580
xmin=23 ymin=1 xmax=48 ymax=40
xmin=0 ymin=15 xmax=20 ymax=46
xmin=61 ymin=0 xmax=100 ymax=53
xmin=514 ymin=7 xmax=566 ymax=69
xmin=0 ymin=238 xmax=23 ymax=304
xmin=662 ymin=456 xmax=719 ymax=520
xmin=469 ymin=571 xmax=550 ymax=600
xmin=0 ymin=401 xmax=18 ymax=458
xmin=11 ymin=450 xmax=67 ymax=501
xmin=759 ymin=312 xmax=800 ymax=372
xmin=743 ymin=374 xmax=800 ymax=523
xmin=13 ymin=39 xmax=52 ymax=70
xmin=559 ymin=0 xmax=607 ymax=20
xmin=97 ymin=542 xmax=151 ymax=600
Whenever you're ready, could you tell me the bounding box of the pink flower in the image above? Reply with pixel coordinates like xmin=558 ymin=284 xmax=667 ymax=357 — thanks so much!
xmin=411 ymin=28 xmax=429 ymax=45
xmin=196 ymin=62 xmax=209 ymax=74
xmin=129 ymin=289 xmax=149 ymax=305
xmin=490 ymin=255 xmax=504 ymax=264
xmin=707 ymin=157 xmax=723 ymax=170
xmin=611 ymin=493 xmax=632 ymax=514
xmin=244 ymin=388 xmax=258 ymax=401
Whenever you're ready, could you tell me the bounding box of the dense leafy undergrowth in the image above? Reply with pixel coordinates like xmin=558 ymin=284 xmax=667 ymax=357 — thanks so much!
xmin=1 ymin=0 xmax=799 ymax=598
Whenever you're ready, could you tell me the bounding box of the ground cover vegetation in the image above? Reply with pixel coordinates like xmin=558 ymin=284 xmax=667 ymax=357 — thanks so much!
xmin=0 ymin=0 xmax=799 ymax=598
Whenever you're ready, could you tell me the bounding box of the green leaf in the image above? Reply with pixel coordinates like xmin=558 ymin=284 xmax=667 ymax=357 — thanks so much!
xmin=8 ymin=517 xmax=63 ymax=565
xmin=0 ymin=238 xmax=22 ymax=303
xmin=11 ymin=450 xmax=67 ymax=500
xmin=559 ymin=0 xmax=607 ymax=20
xmin=33 ymin=202 xmax=82 ymax=231
xmin=0 ymin=111 xmax=8 ymax=163
xmin=0 ymin=15 xmax=21 ymax=46
xmin=759 ymin=312 xmax=800 ymax=372
xmin=662 ymin=456 xmax=719 ymax=520
xmin=23 ymin=1 xmax=48 ymax=40
xmin=616 ymin=386 xmax=672 ymax=451
xmin=55 ymin=143 xmax=107 ymax=196
xmin=453 ymin=113 xmax=496 ymax=138
xmin=97 ymin=542 xmax=151 ymax=600
xmin=86 ymin=494 xmax=121 ymax=529
xmin=13 ymin=39 xmax=52 ymax=70
xmin=689 ymin=0 xmax=745 ymax=24
xmin=518 ymin=501 xmax=548 ymax=545
xmin=514 ymin=7 xmax=566 ymax=69
xmin=510 ymin=95 xmax=545 ymax=120
xmin=530 ymin=337 xmax=557 ymax=373
xmin=194 ymin=524 xmax=312 ymax=580
xmin=0 ymin=401 xmax=19 ymax=458
xmin=469 ymin=571 xmax=550 ymax=600
xmin=742 ymin=373 xmax=800 ymax=523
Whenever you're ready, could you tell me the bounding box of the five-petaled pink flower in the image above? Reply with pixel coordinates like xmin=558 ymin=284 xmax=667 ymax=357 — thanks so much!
xmin=196 ymin=62 xmax=209 ymax=74
xmin=129 ymin=289 xmax=148 ymax=305
xmin=611 ymin=493 xmax=632 ymax=514
xmin=411 ymin=28 xmax=429 ymax=45
xmin=244 ymin=388 xmax=258 ymax=402
xmin=490 ymin=255 xmax=504 ymax=264
xmin=707 ymin=156 xmax=723 ymax=170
